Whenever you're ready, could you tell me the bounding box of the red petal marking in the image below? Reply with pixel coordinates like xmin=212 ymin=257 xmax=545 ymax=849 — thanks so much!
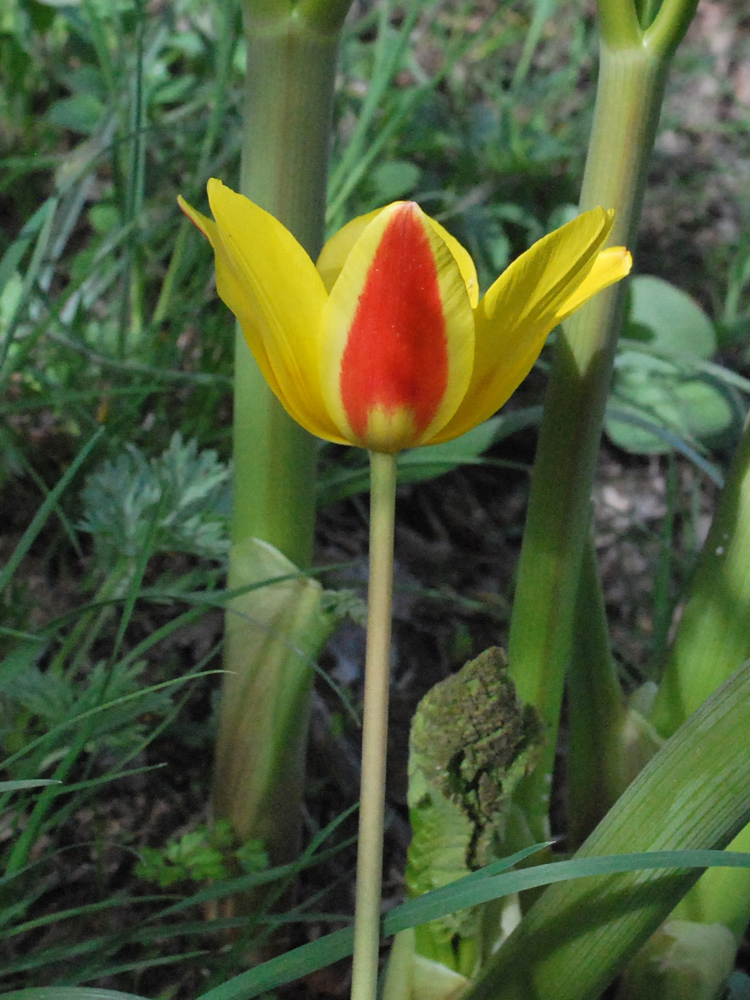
xmin=339 ymin=204 xmax=448 ymax=442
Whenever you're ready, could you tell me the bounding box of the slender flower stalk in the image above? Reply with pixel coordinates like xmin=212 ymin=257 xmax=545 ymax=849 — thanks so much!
xmin=351 ymin=451 xmax=397 ymax=1000
xmin=181 ymin=180 xmax=629 ymax=997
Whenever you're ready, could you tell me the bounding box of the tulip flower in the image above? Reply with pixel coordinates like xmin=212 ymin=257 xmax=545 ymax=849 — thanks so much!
xmin=180 ymin=178 xmax=631 ymax=1000
xmin=178 ymin=180 xmax=631 ymax=454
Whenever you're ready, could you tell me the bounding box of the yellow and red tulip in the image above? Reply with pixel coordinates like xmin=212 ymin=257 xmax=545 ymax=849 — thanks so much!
xmin=179 ymin=180 xmax=631 ymax=453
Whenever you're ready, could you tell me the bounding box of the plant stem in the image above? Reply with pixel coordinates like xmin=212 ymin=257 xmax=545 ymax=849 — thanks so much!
xmin=235 ymin=11 xmax=342 ymax=562
xmin=507 ymin=42 xmax=669 ymax=839
xmin=351 ymin=451 xmax=398 ymax=1000
xmin=210 ymin=5 xmax=349 ymax=880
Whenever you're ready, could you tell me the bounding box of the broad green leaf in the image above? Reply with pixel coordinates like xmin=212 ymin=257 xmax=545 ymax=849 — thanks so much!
xmin=47 ymin=94 xmax=105 ymax=135
xmin=0 ymin=779 xmax=61 ymax=791
xmin=405 ymin=648 xmax=543 ymax=972
xmin=370 ymin=160 xmax=422 ymax=202
xmin=625 ymin=275 xmax=716 ymax=359
xmin=606 ymin=352 xmax=744 ymax=455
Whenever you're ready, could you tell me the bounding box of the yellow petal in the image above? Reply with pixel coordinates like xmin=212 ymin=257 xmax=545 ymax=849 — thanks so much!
xmin=202 ymin=180 xmax=346 ymax=443
xmin=432 ymin=207 xmax=619 ymax=442
xmin=316 ymin=209 xmax=384 ymax=293
xmin=320 ymin=202 xmax=474 ymax=452
xmin=317 ymin=206 xmax=479 ymax=306
xmin=424 ymin=215 xmax=479 ymax=308
xmin=553 ymin=245 xmax=632 ymax=323
xmin=178 ymin=194 xmax=284 ymax=402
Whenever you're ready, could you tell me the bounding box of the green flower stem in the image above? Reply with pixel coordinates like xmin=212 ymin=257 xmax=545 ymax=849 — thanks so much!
xmin=351 ymin=451 xmax=398 ymax=1000
xmin=463 ymin=661 xmax=750 ymax=1000
xmin=507 ymin=39 xmax=669 ymax=839
xmin=235 ymin=7 xmax=344 ymax=561
xmin=211 ymin=2 xmax=350 ymax=873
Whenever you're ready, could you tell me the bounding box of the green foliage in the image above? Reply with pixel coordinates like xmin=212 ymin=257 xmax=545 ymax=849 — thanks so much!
xmin=79 ymin=431 xmax=231 ymax=582
xmin=606 ymin=276 xmax=746 ymax=455
xmin=0 ymin=655 xmax=175 ymax=774
xmin=184 ymin=849 xmax=750 ymax=1000
xmin=135 ymin=819 xmax=268 ymax=888
xmin=330 ymin=0 xmax=593 ymax=290
xmin=728 ymin=973 xmax=750 ymax=1000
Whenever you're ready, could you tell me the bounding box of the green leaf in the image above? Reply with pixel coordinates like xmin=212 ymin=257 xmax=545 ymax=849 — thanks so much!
xmin=79 ymin=432 xmax=231 ymax=580
xmin=606 ymin=352 xmax=744 ymax=455
xmin=24 ymin=0 xmax=58 ymax=32
xmin=0 ymin=197 xmax=56 ymax=299
xmin=0 ymin=779 xmax=61 ymax=791
xmin=405 ymin=650 xmax=543 ymax=972
xmin=0 ymin=992 xmax=148 ymax=1000
xmin=192 ymin=849 xmax=750 ymax=1000
xmin=604 ymin=405 xmax=724 ymax=483
xmin=47 ymin=94 xmax=105 ymax=134
xmin=463 ymin=662 xmax=750 ymax=1000
xmin=370 ymin=160 xmax=422 ymax=202
xmin=625 ymin=275 xmax=716 ymax=359
xmin=606 ymin=276 xmax=733 ymax=454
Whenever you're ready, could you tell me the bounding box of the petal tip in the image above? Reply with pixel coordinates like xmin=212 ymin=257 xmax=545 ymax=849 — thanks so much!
xmin=609 ymin=246 xmax=633 ymax=277
xmin=177 ymin=194 xmax=209 ymax=238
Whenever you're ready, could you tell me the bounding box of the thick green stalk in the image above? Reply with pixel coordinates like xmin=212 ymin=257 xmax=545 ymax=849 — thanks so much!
xmin=463 ymin=662 xmax=750 ymax=1000
xmin=212 ymin=2 xmax=350 ymax=870
xmin=507 ymin=42 xmax=668 ymax=836
xmin=235 ymin=7 xmax=343 ymax=561
xmin=351 ymin=452 xmax=398 ymax=1000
